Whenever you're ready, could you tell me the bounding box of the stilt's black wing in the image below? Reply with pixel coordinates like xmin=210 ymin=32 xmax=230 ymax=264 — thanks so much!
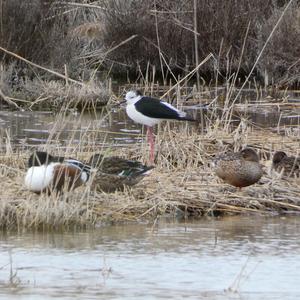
xmin=135 ymin=97 xmax=183 ymax=120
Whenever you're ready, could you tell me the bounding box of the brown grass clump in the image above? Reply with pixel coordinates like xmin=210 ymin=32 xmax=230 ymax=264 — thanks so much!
xmin=70 ymin=23 xmax=104 ymax=41
xmin=0 ymin=63 xmax=111 ymax=110
xmin=16 ymin=79 xmax=110 ymax=110
xmin=0 ymin=121 xmax=299 ymax=230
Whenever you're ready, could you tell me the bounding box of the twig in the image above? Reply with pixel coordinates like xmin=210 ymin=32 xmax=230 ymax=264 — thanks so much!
xmin=81 ymin=35 xmax=138 ymax=60
xmin=154 ymin=0 xmax=165 ymax=83
xmin=161 ymin=53 xmax=214 ymax=98
xmin=0 ymin=46 xmax=84 ymax=86
xmin=0 ymin=87 xmax=21 ymax=110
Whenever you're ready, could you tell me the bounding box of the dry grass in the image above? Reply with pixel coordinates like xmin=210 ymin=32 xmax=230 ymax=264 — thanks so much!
xmin=0 ymin=63 xmax=111 ymax=110
xmin=0 ymin=0 xmax=298 ymax=230
xmin=100 ymin=0 xmax=299 ymax=85
xmin=0 ymin=117 xmax=299 ymax=230
xmin=0 ymin=0 xmax=299 ymax=87
xmin=258 ymin=2 xmax=300 ymax=87
xmin=16 ymin=79 xmax=110 ymax=110
xmin=0 ymin=0 xmax=104 ymax=79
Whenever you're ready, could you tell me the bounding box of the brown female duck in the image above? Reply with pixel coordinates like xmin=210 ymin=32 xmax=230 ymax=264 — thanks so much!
xmin=272 ymin=151 xmax=300 ymax=178
xmin=214 ymin=148 xmax=263 ymax=188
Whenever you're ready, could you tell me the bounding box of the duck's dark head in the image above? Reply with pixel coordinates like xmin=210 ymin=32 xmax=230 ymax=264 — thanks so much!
xmin=240 ymin=148 xmax=260 ymax=162
xmin=272 ymin=151 xmax=287 ymax=164
xmin=28 ymin=151 xmax=56 ymax=167
xmin=88 ymin=153 xmax=104 ymax=168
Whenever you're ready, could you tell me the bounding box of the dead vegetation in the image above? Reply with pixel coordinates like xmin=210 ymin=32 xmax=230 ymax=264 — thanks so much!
xmin=0 ymin=0 xmax=299 ymax=229
xmin=0 ymin=0 xmax=299 ymax=90
xmin=0 ymin=63 xmax=111 ymax=110
xmin=101 ymin=0 xmax=300 ymax=86
xmin=0 ymin=115 xmax=299 ymax=230
xmin=0 ymin=0 xmax=109 ymax=109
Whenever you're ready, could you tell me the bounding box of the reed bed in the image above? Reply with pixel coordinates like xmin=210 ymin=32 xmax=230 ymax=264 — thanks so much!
xmin=0 ymin=118 xmax=299 ymax=230
xmin=0 ymin=63 xmax=111 ymax=110
xmin=1 ymin=0 xmax=299 ymax=89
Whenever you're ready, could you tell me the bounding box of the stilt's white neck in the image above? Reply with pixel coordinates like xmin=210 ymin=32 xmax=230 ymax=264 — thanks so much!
xmin=125 ymin=91 xmax=142 ymax=105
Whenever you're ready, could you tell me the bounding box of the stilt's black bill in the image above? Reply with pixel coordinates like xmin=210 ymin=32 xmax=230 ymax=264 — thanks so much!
xmin=111 ymin=100 xmax=126 ymax=108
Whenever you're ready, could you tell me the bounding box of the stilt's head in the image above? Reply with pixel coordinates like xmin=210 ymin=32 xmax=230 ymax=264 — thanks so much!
xmin=125 ymin=90 xmax=142 ymax=104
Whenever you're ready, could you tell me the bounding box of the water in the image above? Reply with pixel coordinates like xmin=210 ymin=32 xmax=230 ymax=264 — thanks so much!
xmin=0 ymin=93 xmax=299 ymax=299
xmin=0 ymin=109 xmax=143 ymax=150
xmin=1 ymin=216 xmax=300 ymax=299
xmin=0 ymin=96 xmax=299 ymax=150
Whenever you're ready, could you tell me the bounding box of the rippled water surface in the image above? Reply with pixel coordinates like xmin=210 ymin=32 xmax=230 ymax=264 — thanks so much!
xmin=0 ymin=109 xmax=143 ymax=149
xmin=1 ymin=216 xmax=300 ymax=299
xmin=0 ymin=97 xmax=299 ymax=150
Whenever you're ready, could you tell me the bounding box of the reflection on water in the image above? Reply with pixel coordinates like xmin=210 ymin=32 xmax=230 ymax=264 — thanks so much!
xmin=0 ymin=97 xmax=299 ymax=150
xmin=0 ymin=109 xmax=143 ymax=150
xmin=1 ymin=216 xmax=300 ymax=299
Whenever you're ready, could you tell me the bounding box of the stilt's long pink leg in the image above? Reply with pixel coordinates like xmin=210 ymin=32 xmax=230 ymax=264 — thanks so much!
xmin=146 ymin=126 xmax=155 ymax=163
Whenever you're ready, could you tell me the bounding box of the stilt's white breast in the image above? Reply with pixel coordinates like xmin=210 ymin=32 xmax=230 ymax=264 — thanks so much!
xmin=24 ymin=163 xmax=57 ymax=192
xmin=126 ymin=104 xmax=161 ymax=127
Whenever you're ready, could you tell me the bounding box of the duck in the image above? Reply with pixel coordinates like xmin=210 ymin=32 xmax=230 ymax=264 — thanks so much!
xmin=88 ymin=153 xmax=154 ymax=192
xmin=124 ymin=90 xmax=196 ymax=163
xmin=25 ymin=151 xmax=91 ymax=194
xmin=213 ymin=148 xmax=263 ymax=188
xmin=272 ymin=151 xmax=300 ymax=178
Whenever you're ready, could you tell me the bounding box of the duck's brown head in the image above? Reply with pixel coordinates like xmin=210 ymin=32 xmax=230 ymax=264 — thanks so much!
xmin=89 ymin=154 xmax=104 ymax=167
xmin=272 ymin=151 xmax=287 ymax=164
xmin=240 ymin=148 xmax=259 ymax=162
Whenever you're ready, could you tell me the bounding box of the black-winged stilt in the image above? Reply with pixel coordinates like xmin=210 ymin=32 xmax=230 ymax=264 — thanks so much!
xmin=124 ymin=90 xmax=196 ymax=163
xmin=25 ymin=151 xmax=91 ymax=194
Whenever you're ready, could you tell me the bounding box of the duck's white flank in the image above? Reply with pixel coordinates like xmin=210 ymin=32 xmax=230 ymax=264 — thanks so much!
xmin=80 ymin=172 xmax=88 ymax=183
xmin=24 ymin=163 xmax=59 ymax=192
